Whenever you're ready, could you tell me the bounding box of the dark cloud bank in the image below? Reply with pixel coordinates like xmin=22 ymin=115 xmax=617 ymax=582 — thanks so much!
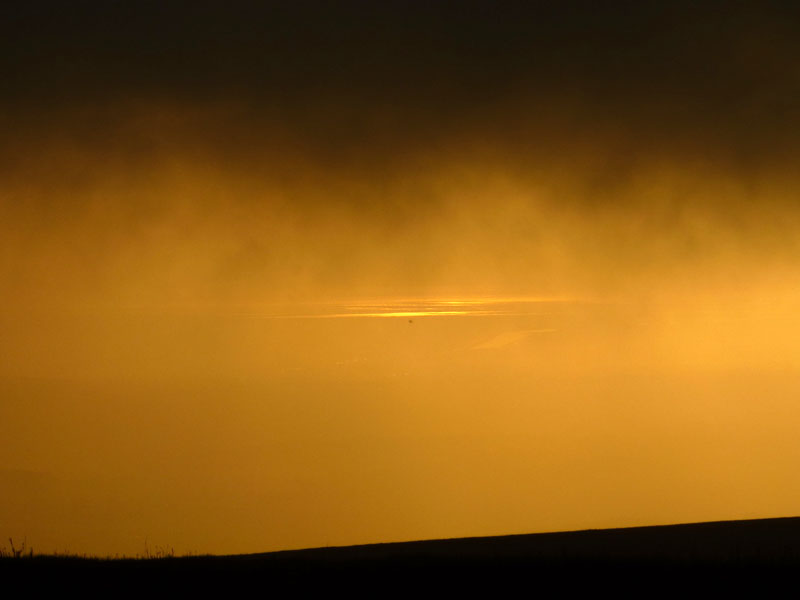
xmin=2 ymin=1 xmax=800 ymax=307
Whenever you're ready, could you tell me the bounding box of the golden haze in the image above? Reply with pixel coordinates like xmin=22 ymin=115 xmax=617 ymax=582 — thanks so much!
xmin=2 ymin=105 xmax=800 ymax=556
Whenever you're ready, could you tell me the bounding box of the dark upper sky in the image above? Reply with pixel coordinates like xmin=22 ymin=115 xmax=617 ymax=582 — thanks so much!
xmin=3 ymin=1 xmax=799 ymax=163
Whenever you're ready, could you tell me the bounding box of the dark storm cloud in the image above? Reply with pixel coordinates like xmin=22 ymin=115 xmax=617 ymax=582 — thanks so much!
xmin=3 ymin=1 xmax=800 ymax=311
xmin=3 ymin=0 xmax=800 ymax=168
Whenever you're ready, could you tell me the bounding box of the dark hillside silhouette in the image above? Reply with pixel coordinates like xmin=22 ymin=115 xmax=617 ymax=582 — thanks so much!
xmin=4 ymin=517 xmax=800 ymax=591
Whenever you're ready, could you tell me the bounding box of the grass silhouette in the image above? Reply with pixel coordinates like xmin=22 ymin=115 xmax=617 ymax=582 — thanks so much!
xmin=2 ymin=538 xmax=32 ymax=559
xmin=0 ymin=537 xmax=183 ymax=560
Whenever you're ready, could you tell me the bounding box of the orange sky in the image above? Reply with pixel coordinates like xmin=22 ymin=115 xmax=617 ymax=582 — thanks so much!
xmin=2 ymin=2 xmax=800 ymax=556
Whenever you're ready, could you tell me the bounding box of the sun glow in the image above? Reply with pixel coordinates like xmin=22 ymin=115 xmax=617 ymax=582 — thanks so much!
xmin=244 ymin=296 xmax=591 ymax=319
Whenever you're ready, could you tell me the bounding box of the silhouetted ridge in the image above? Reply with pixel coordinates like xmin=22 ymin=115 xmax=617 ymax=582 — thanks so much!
xmin=5 ymin=517 xmax=800 ymax=591
xmin=240 ymin=516 xmax=800 ymax=564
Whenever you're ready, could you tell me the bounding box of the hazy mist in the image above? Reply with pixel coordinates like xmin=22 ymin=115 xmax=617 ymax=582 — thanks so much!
xmin=2 ymin=1 xmax=800 ymax=555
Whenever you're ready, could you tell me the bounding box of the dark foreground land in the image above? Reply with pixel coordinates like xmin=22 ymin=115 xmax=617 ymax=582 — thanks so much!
xmin=4 ymin=517 xmax=800 ymax=591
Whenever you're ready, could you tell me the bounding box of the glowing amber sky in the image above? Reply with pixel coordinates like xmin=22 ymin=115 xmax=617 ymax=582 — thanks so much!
xmin=2 ymin=2 xmax=800 ymax=556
